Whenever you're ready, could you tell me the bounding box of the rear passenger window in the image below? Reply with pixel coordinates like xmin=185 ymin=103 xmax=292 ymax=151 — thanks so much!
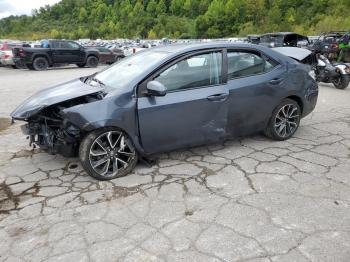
xmin=227 ymin=51 xmax=277 ymax=79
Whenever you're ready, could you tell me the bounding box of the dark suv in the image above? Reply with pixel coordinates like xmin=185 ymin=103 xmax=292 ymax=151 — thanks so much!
xmin=13 ymin=40 xmax=100 ymax=70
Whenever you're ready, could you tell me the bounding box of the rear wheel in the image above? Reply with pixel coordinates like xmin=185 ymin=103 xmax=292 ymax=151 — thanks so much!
xmin=86 ymin=56 xmax=99 ymax=68
xmin=264 ymin=99 xmax=301 ymax=141
xmin=33 ymin=57 xmax=49 ymax=71
xmin=332 ymin=75 xmax=350 ymax=89
xmin=79 ymin=128 xmax=138 ymax=180
xmin=15 ymin=60 xmax=26 ymax=69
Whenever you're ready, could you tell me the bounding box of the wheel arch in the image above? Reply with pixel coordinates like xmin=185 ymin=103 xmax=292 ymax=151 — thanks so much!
xmin=79 ymin=122 xmax=144 ymax=156
xmin=32 ymin=54 xmax=52 ymax=65
xmin=285 ymin=95 xmax=303 ymax=113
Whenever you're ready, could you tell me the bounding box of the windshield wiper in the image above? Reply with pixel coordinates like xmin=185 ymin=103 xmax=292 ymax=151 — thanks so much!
xmin=85 ymin=76 xmax=106 ymax=88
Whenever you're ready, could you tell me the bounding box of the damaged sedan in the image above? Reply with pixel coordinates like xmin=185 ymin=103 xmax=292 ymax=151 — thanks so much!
xmin=11 ymin=43 xmax=318 ymax=180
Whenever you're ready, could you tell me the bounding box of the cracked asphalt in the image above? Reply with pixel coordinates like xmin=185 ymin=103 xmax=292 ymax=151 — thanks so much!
xmin=1 ymin=66 xmax=350 ymax=262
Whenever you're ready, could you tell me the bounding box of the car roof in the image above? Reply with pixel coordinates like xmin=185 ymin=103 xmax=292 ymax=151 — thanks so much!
xmin=149 ymin=42 xmax=266 ymax=54
xmin=144 ymin=42 xmax=294 ymax=65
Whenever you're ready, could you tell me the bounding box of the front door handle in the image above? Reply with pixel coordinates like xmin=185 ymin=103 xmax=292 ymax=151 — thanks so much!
xmin=207 ymin=93 xmax=228 ymax=102
xmin=269 ymin=78 xmax=283 ymax=85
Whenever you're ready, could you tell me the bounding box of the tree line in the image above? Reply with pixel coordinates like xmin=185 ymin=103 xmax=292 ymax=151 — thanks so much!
xmin=1 ymin=0 xmax=350 ymax=40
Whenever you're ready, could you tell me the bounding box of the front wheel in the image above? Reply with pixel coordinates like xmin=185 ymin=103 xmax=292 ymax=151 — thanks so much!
xmin=264 ymin=99 xmax=301 ymax=141
xmin=332 ymin=74 xmax=350 ymax=89
xmin=79 ymin=128 xmax=138 ymax=180
xmin=86 ymin=56 xmax=99 ymax=68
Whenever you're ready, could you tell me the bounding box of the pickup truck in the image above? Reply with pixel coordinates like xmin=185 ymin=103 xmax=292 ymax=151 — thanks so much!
xmin=13 ymin=40 xmax=100 ymax=70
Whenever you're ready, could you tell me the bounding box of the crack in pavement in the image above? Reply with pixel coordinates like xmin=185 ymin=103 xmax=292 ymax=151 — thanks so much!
xmin=1 ymin=101 xmax=350 ymax=261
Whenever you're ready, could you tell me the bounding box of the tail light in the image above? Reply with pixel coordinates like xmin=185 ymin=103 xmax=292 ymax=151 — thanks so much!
xmin=19 ymin=48 xmax=25 ymax=57
xmin=4 ymin=54 xmax=11 ymax=59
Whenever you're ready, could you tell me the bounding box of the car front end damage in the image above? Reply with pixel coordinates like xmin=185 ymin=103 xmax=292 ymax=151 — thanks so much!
xmin=13 ymin=92 xmax=105 ymax=157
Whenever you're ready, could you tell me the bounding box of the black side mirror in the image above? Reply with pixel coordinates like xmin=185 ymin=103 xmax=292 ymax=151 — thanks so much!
xmin=146 ymin=81 xmax=167 ymax=97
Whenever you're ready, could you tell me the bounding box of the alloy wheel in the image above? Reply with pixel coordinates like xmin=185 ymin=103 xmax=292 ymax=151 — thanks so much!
xmin=88 ymin=131 xmax=136 ymax=178
xmin=274 ymin=104 xmax=300 ymax=138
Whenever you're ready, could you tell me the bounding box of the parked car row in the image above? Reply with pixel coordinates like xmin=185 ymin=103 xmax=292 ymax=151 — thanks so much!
xmin=1 ymin=39 xmax=139 ymax=70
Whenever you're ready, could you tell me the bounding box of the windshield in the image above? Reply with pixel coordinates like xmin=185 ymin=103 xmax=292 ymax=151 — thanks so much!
xmin=94 ymin=50 xmax=169 ymax=90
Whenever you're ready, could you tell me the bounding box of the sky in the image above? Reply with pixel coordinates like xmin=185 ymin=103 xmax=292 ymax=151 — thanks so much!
xmin=0 ymin=0 xmax=61 ymax=19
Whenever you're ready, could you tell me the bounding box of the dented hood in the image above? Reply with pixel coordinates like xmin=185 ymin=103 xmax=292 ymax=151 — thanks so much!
xmin=11 ymin=78 xmax=103 ymax=120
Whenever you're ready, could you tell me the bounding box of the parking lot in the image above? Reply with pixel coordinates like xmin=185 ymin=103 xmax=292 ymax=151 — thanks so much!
xmin=0 ymin=66 xmax=350 ymax=261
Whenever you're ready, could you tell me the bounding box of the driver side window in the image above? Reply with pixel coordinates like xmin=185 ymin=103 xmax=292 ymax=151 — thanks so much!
xmin=154 ymin=52 xmax=222 ymax=92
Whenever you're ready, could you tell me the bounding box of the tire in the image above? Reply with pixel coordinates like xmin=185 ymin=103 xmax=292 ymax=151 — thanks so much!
xmin=15 ymin=60 xmax=26 ymax=69
xmin=264 ymin=99 xmax=301 ymax=141
xmin=33 ymin=57 xmax=49 ymax=71
xmin=86 ymin=56 xmax=99 ymax=68
xmin=79 ymin=128 xmax=138 ymax=180
xmin=76 ymin=63 xmax=86 ymax=68
xmin=11 ymin=65 xmax=17 ymax=69
xmin=332 ymin=75 xmax=350 ymax=89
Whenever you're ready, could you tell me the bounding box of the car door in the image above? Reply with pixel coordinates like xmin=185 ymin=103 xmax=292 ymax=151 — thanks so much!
xmin=137 ymin=50 xmax=229 ymax=154
xmin=225 ymin=49 xmax=286 ymax=137
xmin=52 ymin=41 xmax=80 ymax=63
xmin=68 ymin=41 xmax=85 ymax=63
xmin=51 ymin=41 xmax=62 ymax=63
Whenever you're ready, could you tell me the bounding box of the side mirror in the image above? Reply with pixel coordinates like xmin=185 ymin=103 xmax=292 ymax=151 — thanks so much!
xmin=146 ymin=81 xmax=167 ymax=97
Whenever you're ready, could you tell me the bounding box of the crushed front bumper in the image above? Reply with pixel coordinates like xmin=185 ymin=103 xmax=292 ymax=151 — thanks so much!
xmin=20 ymin=122 xmax=79 ymax=157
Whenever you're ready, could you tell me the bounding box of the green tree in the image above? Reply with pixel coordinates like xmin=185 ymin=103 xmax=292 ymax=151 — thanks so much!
xmin=156 ymin=0 xmax=167 ymax=15
xmin=50 ymin=28 xmax=61 ymax=39
xmin=78 ymin=7 xmax=87 ymax=22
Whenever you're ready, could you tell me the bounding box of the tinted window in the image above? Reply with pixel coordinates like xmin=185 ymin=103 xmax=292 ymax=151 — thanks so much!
xmin=67 ymin=42 xmax=79 ymax=49
xmin=227 ymin=51 xmax=277 ymax=79
xmin=98 ymin=47 xmax=110 ymax=52
xmin=154 ymin=52 xmax=222 ymax=92
xmin=59 ymin=41 xmax=69 ymax=48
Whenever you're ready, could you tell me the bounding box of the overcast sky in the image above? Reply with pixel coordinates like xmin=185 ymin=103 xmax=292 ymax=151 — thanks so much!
xmin=0 ymin=0 xmax=61 ymax=19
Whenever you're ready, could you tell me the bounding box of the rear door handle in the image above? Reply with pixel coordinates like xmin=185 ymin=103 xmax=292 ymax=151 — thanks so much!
xmin=207 ymin=93 xmax=228 ymax=101
xmin=269 ymin=78 xmax=283 ymax=85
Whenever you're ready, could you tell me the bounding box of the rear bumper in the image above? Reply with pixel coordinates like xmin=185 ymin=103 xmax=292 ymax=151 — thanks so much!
xmin=0 ymin=58 xmax=14 ymax=65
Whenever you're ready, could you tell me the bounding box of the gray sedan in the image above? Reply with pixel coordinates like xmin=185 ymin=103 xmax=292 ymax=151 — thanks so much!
xmin=11 ymin=43 xmax=318 ymax=180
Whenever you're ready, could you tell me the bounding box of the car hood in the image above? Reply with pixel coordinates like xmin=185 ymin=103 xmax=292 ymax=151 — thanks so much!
xmin=11 ymin=78 xmax=103 ymax=120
